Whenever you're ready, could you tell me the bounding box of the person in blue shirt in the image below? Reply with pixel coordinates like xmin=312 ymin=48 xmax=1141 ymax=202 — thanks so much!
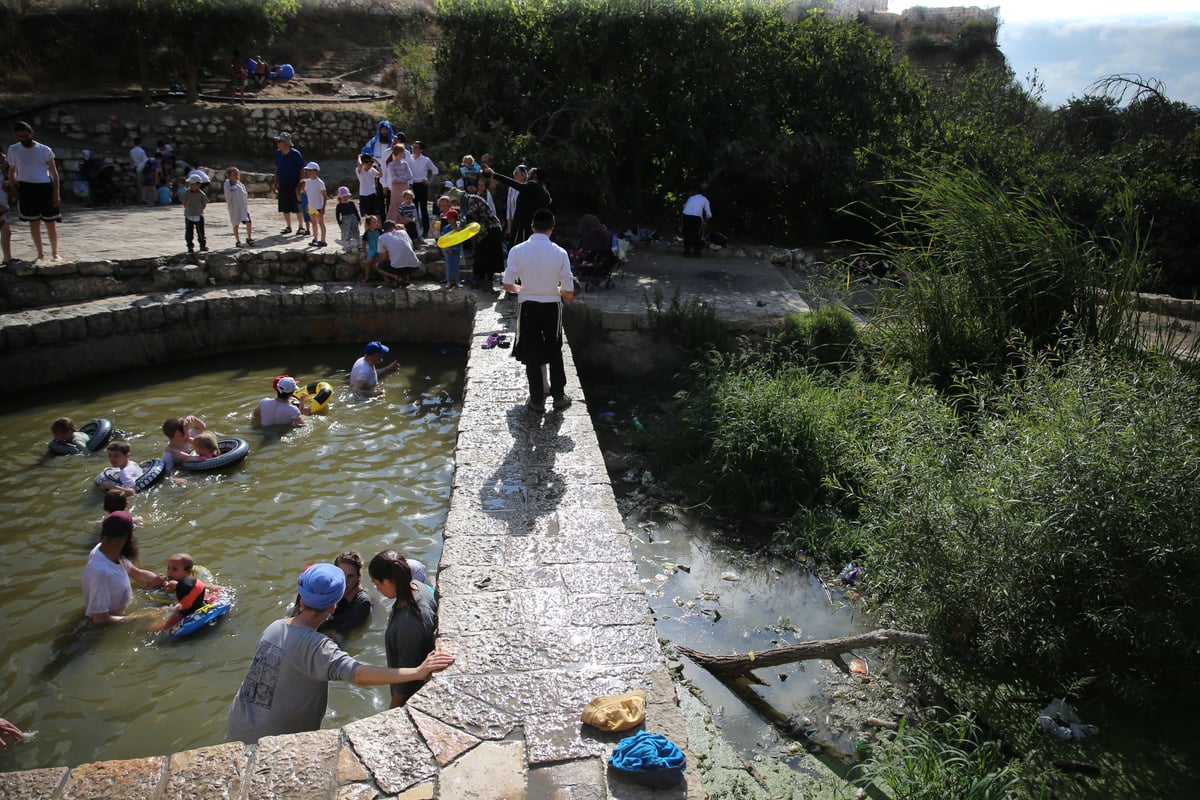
xmin=273 ymin=132 xmax=305 ymax=236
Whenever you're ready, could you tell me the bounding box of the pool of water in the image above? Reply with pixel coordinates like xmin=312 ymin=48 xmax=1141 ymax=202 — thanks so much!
xmin=0 ymin=344 xmax=464 ymax=773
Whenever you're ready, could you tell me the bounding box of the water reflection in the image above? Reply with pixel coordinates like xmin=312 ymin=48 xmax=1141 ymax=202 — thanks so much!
xmin=0 ymin=345 xmax=463 ymax=772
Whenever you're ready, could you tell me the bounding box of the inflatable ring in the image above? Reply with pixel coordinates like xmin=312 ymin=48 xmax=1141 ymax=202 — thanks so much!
xmin=179 ymin=438 xmax=250 ymax=472
xmin=48 ymin=418 xmax=114 ymax=455
xmin=437 ymin=221 xmax=481 ymax=249
xmin=147 ymin=564 xmax=216 ymax=605
xmin=95 ymin=458 xmax=166 ymax=493
xmin=169 ymin=596 xmax=233 ymax=640
xmin=296 ymin=380 xmax=334 ymax=415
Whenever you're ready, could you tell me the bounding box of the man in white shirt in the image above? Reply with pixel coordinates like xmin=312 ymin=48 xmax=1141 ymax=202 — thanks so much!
xmin=350 ymin=341 xmax=399 ymax=396
xmin=376 ymin=220 xmax=421 ymax=285
xmin=681 ymin=191 xmax=712 ymax=258
xmin=501 ymin=208 xmax=577 ymax=413
xmin=7 ymin=121 xmax=62 ymax=261
xmin=129 ymin=138 xmax=148 ymax=181
xmin=407 ymin=141 xmax=438 ymax=238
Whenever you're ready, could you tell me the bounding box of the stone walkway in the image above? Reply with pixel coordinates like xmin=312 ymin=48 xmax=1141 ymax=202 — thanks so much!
xmin=0 ymin=200 xmax=815 ymax=799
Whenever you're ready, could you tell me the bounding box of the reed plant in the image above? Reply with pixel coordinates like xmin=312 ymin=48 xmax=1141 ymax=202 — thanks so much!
xmin=877 ymin=165 xmax=1148 ymax=388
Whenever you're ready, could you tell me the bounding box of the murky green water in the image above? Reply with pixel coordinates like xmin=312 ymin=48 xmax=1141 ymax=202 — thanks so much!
xmin=0 ymin=344 xmax=464 ymax=773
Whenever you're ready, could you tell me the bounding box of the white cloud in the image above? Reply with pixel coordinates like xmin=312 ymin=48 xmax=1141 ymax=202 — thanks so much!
xmin=1001 ymin=19 xmax=1200 ymax=106
xmin=888 ymin=1 xmax=1200 ymax=24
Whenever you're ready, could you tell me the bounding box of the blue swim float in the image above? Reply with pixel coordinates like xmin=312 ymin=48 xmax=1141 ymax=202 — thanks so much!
xmin=179 ymin=438 xmax=250 ymax=472
xmin=48 ymin=418 xmax=113 ymax=455
xmin=169 ymin=596 xmax=233 ymax=640
xmin=95 ymin=458 xmax=166 ymax=493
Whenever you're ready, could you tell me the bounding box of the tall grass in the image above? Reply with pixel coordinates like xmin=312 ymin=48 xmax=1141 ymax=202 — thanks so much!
xmin=848 ymin=711 xmax=1043 ymax=800
xmin=877 ymin=166 xmax=1148 ymax=387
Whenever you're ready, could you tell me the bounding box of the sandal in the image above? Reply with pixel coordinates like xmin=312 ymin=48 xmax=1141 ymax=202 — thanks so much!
xmin=246 ymin=238 xmax=254 ymax=246
xmin=280 ymin=227 xmax=292 ymax=235
xmin=482 ymin=332 xmax=500 ymax=349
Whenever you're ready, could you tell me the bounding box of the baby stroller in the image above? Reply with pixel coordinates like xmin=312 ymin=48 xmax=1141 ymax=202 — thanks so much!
xmin=87 ymin=162 xmax=125 ymax=206
xmin=569 ymin=215 xmax=626 ymax=291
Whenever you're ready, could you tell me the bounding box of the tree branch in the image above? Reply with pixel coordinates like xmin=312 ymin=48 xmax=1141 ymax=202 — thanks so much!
xmin=677 ymin=628 xmax=929 ymax=681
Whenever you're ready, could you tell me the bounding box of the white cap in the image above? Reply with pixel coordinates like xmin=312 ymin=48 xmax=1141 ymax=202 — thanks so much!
xmin=304 ymin=161 xmax=320 ymax=171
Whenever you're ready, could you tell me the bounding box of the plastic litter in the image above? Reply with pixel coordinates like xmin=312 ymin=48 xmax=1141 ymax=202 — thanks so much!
xmin=1037 ymin=698 xmax=1099 ymax=740
xmin=838 ymin=563 xmax=864 ymax=585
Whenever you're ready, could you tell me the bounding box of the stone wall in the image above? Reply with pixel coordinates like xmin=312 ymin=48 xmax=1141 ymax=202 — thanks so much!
xmin=0 ymin=283 xmax=472 ymax=393
xmin=33 ymin=105 xmax=382 ymax=202
xmin=0 ymin=249 xmax=448 ymax=313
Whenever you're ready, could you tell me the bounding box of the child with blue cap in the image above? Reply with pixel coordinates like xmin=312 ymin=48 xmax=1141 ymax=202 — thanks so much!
xmin=226 ymin=562 xmax=454 ymax=744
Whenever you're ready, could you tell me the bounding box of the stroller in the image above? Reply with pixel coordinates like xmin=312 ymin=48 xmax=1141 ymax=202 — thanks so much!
xmin=87 ymin=162 xmax=125 ymax=206
xmin=569 ymin=215 xmax=626 ymax=291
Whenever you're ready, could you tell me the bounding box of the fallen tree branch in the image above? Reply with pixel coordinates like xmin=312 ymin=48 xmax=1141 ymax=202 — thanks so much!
xmin=677 ymin=628 xmax=930 ymax=681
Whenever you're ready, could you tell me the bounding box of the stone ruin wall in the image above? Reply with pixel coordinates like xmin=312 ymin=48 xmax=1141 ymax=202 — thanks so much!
xmin=26 ymin=106 xmax=381 ymax=203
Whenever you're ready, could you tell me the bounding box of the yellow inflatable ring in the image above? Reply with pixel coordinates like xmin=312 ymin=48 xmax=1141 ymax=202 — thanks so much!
xmin=297 ymin=380 xmax=334 ymax=415
xmin=437 ymin=221 xmax=481 ymax=249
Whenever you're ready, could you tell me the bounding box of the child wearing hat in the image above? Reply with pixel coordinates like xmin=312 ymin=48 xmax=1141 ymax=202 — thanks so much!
xmin=225 ymin=563 xmax=455 ymax=744
xmin=302 ymin=161 xmax=327 ymax=248
xmin=182 ymin=172 xmax=209 ymax=253
xmin=334 ymin=186 xmax=361 ymax=253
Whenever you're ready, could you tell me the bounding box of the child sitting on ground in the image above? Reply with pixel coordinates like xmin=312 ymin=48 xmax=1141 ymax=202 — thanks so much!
xmin=50 ymin=417 xmax=91 ymax=451
xmin=101 ymin=440 xmax=141 ymax=496
xmin=193 ymin=432 xmax=221 ymax=460
xmin=334 ymin=186 xmax=361 ymax=253
xmin=94 ymin=489 xmax=144 ymax=534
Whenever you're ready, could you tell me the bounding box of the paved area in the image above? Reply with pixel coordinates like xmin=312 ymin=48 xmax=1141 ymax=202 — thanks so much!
xmin=2 ymin=199 xmax=809 ymax=328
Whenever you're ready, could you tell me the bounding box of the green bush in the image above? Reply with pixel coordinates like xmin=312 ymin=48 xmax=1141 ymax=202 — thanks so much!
xmin=853 ymin=347 xmax=1200 ymax=701
xmin=776 ymin=305 xmax=861 ymax=372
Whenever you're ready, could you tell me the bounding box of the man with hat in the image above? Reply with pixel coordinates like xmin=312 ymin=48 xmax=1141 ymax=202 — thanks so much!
xmin=272 ymin=132 xmax=305 ymax=235
xmin=226 ymin=563 xmax=455 ymax=744
xmin=251 ymin=374 xmax=308 ymax=427
xmin=83 ymin=511 xmax=167 ymax=625
xmin=350 ymin=341 xmax=399 ymax=396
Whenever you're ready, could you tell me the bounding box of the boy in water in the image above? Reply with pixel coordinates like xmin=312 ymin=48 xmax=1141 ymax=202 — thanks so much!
xmin=162 ymin=414 xmax=205 ymax=483
xmin=93 ymin=489 xmax=144 ymax=534
xmin=101 ymin=440 xmax=141 ymax=497
xmin=193 ymin=432 xmax=220 ymax=460
xmin=50 ymin=417 xmax=91 ymax=451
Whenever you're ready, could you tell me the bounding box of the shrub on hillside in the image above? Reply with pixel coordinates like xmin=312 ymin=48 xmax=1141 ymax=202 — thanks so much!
xmin=776 ymin=305 xmax=861 ymax=372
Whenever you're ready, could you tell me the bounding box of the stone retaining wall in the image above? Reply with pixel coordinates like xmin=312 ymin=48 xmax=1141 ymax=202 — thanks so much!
xmin=0 ymin=250 xmax=447 ymax=314
xmin=0 ymin=284 xmax=470 ymax=393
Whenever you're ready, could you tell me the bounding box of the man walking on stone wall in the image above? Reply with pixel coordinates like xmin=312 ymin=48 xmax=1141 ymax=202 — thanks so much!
xmin=7 ymin=121 xmax=62 ymax=262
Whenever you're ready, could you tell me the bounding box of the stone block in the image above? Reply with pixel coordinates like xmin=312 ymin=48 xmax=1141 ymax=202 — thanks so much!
xmin=154 ymin=264 xmax=206 ymax=289
xmin=76 ymin=260 xmax=116 ymax=277
xmin=343 ymin=708 xmax=436 ymax=795
xmin=0 ymin=767 xmax=70 ymax=800
xmin=62 ymin=756 xmax=166 ymax=800
xmin=601 ymin=310 xmax=640 ymax=331
xmin=161 ymin=742 xmax=246 ymax=800
xmin=248 ymin=728 xmax=340 ymax=800
xmin=437 ymin=741 xmax=526 ymax=799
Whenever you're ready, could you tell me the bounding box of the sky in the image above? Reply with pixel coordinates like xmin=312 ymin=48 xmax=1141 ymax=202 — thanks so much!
xmin=886 ymin=1 xmax=1200 ymax=107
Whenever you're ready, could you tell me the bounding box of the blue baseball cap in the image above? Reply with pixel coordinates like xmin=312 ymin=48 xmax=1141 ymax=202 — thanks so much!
xmin=364 ymin=341 xmax=389 ymax=356
xmin=297 ymin=563 xmax=345 ymax=610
